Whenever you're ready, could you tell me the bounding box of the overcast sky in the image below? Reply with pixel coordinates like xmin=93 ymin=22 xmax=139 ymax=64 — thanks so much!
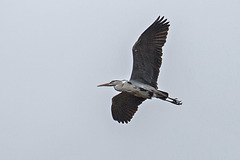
xmin=1 ymin=0 xmax=240 ymax=159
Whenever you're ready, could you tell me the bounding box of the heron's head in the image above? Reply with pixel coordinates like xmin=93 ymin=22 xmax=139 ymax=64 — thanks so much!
xmin=97 ymin=80 xmax=123 ymax=87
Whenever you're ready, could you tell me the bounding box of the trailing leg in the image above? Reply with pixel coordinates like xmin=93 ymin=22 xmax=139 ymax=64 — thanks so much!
xmin=155 ymin=90 xmax=182 ymax=105
xmin=165 ymin=97 xmax=182 ymax=105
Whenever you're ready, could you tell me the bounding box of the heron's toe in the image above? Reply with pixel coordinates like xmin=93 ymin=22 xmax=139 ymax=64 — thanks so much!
xmin=173 ymin=98 xmax=182 ymax=105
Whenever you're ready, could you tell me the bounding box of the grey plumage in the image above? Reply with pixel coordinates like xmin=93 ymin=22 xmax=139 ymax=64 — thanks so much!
xmin=111 ymin=92 xmax=145 ymax=124
xmin=130 ymin=16 xmax=169 ymax=89
xmin=98 ymin=16 xmax=181 ymax=124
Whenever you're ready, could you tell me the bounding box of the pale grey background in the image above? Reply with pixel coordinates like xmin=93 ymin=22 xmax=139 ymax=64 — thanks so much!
xmin=1 ymin=0 xmax=240 ymax=159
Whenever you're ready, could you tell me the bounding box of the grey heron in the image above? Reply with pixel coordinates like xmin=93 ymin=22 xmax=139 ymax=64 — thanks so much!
xmin=98 ymin=16 xmax=182 ymax=124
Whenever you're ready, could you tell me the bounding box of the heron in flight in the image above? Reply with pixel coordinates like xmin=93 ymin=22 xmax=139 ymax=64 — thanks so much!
xmin=98 ymin=16 xmax=182 ymax=124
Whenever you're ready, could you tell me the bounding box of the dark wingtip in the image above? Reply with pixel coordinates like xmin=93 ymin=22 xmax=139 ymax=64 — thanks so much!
xmin=155 ymin=16 xmax=160 ymax=22
xmin=116 ymin=118 xmax=130 ymax=124
xmin=159 ymin=16 xmax=164 ymax=22
xmin=151 ymin=16 xmax=170 ymax=28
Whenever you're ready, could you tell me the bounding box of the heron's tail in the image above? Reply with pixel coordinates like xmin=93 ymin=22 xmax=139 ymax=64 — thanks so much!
xmin=155 ymin=90 xmax=169 ymax=100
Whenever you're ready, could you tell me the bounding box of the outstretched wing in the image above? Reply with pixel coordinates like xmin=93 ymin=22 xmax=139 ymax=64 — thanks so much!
xmin=111 ymin=92 xmax=146 ymax=124
xmin=130 ymin=16 xmax=170 ymax=89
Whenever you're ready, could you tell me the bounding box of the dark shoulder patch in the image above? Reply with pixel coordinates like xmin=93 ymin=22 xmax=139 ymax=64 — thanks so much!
xmin=139 ymin=87 xmax=147 ymax=92
xmin=148 ymin=91 xmax=153 ymax=98
xmin=127 ymin=81 xmax=132 ymax=85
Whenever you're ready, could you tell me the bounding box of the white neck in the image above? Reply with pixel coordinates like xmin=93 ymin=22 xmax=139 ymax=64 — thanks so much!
xmin=114 ymin=81 xmax=125 ymax=91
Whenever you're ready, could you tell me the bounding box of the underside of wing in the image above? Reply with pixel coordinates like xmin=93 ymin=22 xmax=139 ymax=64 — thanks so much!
xmin=111 ymin=92 xmax=146 ymax=124
xmin=130 ymin=16 xmax=170 ymax=89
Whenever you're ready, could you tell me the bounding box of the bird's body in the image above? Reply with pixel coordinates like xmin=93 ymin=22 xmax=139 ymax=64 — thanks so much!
xmin=98 ymin=16 xmax=182 ymax=124
xmin=110 ymin=80 xmax=167 ymax=99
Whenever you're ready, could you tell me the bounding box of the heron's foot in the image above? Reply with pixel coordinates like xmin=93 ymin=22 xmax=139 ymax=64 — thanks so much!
xmin=172 ymin=98 xmax=182 ymax=105
xmin=166 ymin=97 xmax=182 ymax=105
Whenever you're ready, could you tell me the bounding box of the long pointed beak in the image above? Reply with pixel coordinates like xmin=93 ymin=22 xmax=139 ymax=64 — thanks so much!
xmin=97 ymin=83 xmax=111 ymax=87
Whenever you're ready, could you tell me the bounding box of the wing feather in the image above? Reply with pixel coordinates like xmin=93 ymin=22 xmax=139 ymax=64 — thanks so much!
xmin=130 ymin=16 xmax=170 ymax=88
xmin=111 ymin=92 xmax=146 ymax=124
